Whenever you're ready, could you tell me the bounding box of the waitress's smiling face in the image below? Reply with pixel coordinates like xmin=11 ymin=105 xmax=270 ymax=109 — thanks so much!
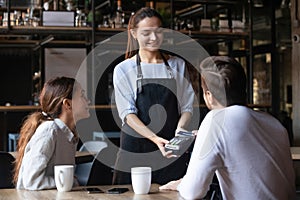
xmin=132 ymin=16 xmax=164 ymax=52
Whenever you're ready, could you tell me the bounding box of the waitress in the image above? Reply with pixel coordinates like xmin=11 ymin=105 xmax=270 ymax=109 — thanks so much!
xmin=113 ymin=7 xmax=195 ymax=185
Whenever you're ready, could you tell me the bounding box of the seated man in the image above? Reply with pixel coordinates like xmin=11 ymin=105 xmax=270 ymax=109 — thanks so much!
xmin=160 ymin=56 xmax=295 ymax=200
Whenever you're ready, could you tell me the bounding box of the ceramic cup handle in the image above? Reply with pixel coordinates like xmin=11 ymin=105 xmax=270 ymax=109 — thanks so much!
xmin=58 ymin=170 xmax=64 ymax=188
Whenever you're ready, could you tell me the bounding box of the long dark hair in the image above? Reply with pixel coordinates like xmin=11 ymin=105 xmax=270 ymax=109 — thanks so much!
xmin=125 ymin=7 xmax=163 ymax=59
xmin=13 ymin=76 xmax=76 ymax=185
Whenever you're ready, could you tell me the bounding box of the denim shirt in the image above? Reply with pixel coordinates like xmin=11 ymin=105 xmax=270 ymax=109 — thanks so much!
xmin=16 ymin=118 xmax=78 ymax=190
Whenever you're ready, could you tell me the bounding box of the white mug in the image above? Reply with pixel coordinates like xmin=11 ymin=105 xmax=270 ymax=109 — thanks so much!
xmin=131 ymin=167 xmax=151 ymax=194
xmin=54 ymin=165 xmax=74 ymax=192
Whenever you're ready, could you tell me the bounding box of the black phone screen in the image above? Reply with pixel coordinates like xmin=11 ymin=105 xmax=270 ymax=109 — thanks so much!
xmin=86 ymin=187 xmax=104 ymax=193
xmin=106 ymin=187 xmax=129 ymax=194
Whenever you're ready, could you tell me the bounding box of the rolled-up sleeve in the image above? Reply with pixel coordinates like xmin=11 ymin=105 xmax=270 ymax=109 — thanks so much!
xmin=113 ymin=63 xmax=138 ymax=123
xmin=175 ymin=60 xmax=195 ymax=115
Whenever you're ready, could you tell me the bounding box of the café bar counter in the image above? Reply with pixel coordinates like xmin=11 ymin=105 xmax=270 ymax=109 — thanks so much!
xmin=0 ymin=184 xmax=183 ymax=200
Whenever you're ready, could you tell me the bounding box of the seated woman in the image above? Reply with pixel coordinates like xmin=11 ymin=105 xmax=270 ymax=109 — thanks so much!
xmin=13 ymin=76 xmax=90 ymax=190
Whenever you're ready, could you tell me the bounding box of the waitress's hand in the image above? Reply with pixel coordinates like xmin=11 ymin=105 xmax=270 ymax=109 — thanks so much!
xmin=150 ymin=136 xmax=177 ymax=158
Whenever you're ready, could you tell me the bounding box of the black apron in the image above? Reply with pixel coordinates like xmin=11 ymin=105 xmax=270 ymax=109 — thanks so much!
xmin=113 ymin=53 xmax=190 ymax=185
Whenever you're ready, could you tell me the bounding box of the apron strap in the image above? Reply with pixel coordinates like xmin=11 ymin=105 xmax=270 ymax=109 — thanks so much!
xmin=136 ymin=51 xmax=173 ymax=78
xmin=160 ymin=52 xmax=174 ymax=79
xmin=136 ymin=52 xmax=143 ymax=80
xmin=136 ymin=51 xmax=174 ymax=92
xmin=136 ymin=52 xmax=143 ymax=94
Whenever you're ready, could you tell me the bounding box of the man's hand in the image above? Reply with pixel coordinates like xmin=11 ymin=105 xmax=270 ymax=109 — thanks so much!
xmin=159 ymin=179 xmax=182 ymax=190
xmin=175 ymin=127 xmax=188 ymax=136
xmin=192 ymin=129 xmax=199 ymax=136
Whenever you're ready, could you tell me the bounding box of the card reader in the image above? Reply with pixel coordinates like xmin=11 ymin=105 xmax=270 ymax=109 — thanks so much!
xmin=165 ymin=131 xmax=195 ymax=155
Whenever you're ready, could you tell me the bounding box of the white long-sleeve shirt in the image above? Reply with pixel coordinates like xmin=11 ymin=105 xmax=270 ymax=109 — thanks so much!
xmin=17 ymin=118 xmax=77 ymax=190
xmin=178 ymin=105 xmax=295 ymax=200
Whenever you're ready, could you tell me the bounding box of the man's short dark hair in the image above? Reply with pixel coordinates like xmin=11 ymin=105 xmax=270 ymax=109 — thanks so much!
xmin=200 ymin=56 xmax=247 ymax=106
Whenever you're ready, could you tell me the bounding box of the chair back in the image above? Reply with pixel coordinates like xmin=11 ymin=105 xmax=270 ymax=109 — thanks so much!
xmin=0 ymin=152 xmax=15 ymax=188
xmin=79 ymin=141 xmax=108 ymax=153
xmin=87 ymin=145 xmax=118 ymax=186
xmin=75 ymin=140 xmax=108 ymax=186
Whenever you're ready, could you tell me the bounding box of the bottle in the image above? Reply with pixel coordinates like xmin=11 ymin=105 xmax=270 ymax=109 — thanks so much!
xmin=76 ymin=9 xmax=86 ymax=27
xmin=114 ymin=0 xmax=124 ymax=28
xmin=149 ymin=1 xmax=154 ymax=9
xmin=2 ymin=12 xmax=8 ymax=26
xmin=211 ymin=17 xmax=219 ymax=31
xmin=15 ymin=11 xmax=23 ymax=26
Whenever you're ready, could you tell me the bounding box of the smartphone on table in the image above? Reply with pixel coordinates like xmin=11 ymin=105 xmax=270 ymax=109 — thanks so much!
xmin=86 ymin=187 xmax=104 ymax=194
xmin=106 ymin=187 xmax=129 ymax=194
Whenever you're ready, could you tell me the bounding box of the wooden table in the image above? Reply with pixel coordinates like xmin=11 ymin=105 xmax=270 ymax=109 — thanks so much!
xmin=0 ymin=184 xmax=182 ymax=200
xmin=9 ymin=151 xmax=96 ymax=164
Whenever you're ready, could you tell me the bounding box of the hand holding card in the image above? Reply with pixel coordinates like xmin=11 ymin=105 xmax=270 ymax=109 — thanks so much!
xmin=165 ymin=131 xmax=195 ymax=155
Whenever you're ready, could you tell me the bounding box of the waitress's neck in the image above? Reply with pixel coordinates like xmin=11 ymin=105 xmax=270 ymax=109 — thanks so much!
xmin=138 ymin=50 xmax=163 ymax=63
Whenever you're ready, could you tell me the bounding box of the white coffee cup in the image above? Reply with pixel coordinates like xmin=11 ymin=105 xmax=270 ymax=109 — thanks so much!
xmin=54 ymin=165 xmax=74 ymax=192
xmin=131 ymin=167 xmax=151 ymax=194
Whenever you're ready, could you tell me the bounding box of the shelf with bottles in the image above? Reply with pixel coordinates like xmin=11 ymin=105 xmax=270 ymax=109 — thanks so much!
xmin=152 ymin=0 xmax=248 ymax=37
xmin=178 ymin=29 xmax=248 ymax=39
xmin=0 ymin=25 xmax=92 ymax=32
xmin=0 ymin=0 xmax=43 ymax=27
xmin=0 ymin=24 xmax=92 ymax=46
